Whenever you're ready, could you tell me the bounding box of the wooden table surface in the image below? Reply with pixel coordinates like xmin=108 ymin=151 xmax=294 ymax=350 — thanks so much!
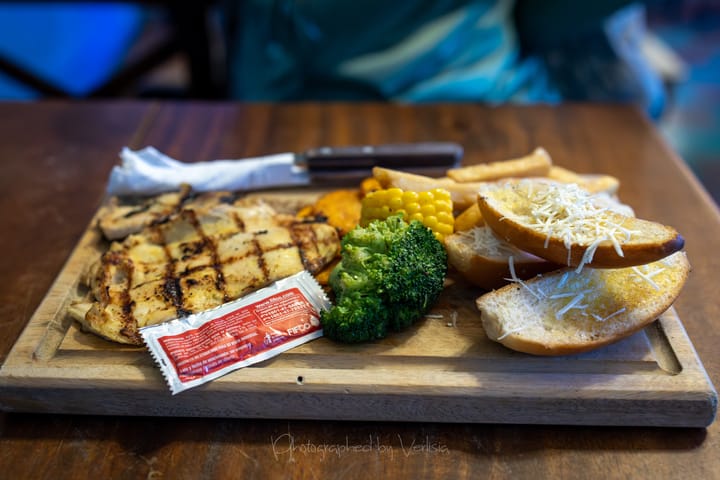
xmin=0 ymin=101 xmax=718 ymax=479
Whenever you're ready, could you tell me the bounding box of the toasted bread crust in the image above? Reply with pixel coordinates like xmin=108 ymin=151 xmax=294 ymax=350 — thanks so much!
xmin=481 ymin=309 xmax=659 ymax=356
xmin=448 ymin=253 xmax=557 ymax=291
xmin=445 ymin=230 xmax=558 ymax=290
xmin=477 ymin=181 xmax=684 ymax=268
xmin=476 ymin=251 xmax=690 ymax=356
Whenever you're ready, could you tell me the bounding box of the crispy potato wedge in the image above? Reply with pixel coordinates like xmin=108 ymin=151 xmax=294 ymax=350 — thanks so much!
xmin=447 ymin=147 xmax=552 ymax=183
xmin=453 ymin=203 xmax=484 ymax=232
xmin=547 ymin=166 xmax=620 ymax=195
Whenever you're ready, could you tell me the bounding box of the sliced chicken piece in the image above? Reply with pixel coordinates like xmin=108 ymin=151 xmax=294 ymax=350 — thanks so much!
xmin=80 ymin=202 xmax=340 ymax=345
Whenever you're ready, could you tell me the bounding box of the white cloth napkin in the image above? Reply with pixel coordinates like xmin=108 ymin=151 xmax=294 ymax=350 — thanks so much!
xmin=107 ymin=146 xmax=306 ymax=196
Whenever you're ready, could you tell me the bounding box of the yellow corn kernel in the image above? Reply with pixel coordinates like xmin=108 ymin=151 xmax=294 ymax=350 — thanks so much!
xmin=388 ymin=195 xmax=404 ymax=210
xmin=431 ymin=188 xmax=451 ymax=201
xmin=405 ymin=202 xmax=421 ymax=214
xmin=437 ymin=211 xmax=454 ymax=225
xmin=370 ymin=189 xmax=388 ymax=205
xmin=423 ymin=215 xmax=438 ymax=229
xmin=436 ymin=223 xmax=454 ymax=236
xmin=360 ymin=187 xmax=454 ymax=241
xmin=420 ymin=204 xmax=436 ymax=217
xmin=418 ymin=191 xmax=434 ymax=204
xmin=434 ymin=199 xmax=453 ymax=213
xmin=402 ymin=190 xmax=419 ymax=203
xmin=409 ymin=212 xmax=425 ymax=223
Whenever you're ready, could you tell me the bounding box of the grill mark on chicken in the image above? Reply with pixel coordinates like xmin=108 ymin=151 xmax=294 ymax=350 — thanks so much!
xmin=122 ymin=203 xmax=151 ymax=218
xmin=156 ymin=224 xmax=191 ymax=319
xmin=150 ymin=218 xmax=188 ymax=317
xmin=290 ymin=225 xmax=308 ymax=270
xmin=185 ymin=208 xmax=231 ymax=304
xmin=182 ymin=190 xmax=239 ymax=206
xmin=297 ymin=221 xmax=339 ymax=272
xmin=121 ymin=259 xmax=137 ymax=335
xmin=98 ymin=250 xmax=142 ymax=343
xmin=250 ymin=230 xmax=271 ymax=286
xmin=230 ymin=210 xmax=245 ymax=231
xmin=163 ymin=276 xmax=191 ymax=317
xmin=137 ymin=236 xmax=305 ymax=280
xmin=97 ymin=251 xmax=118 ymax=304
xmin=289 ymin=223 xmax=317 ymax=272
xmin=218 ymin=192 xmax=239 ymax=205
xmin=98 ymin=185 xmax=223 ymax=240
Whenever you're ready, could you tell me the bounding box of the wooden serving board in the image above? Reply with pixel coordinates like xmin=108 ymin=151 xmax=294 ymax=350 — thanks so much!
xmin=0 ymin=191 xmax=717 ymax=427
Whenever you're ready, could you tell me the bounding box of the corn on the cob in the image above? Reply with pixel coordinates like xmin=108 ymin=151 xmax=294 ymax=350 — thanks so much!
xmin=360 ymin=187 xmax=454 ymax=241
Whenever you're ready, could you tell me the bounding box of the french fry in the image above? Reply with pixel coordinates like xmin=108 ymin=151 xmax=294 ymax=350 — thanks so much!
xmin=372 ymin=147 xmax=620 ymax=219
xmin=547 ymin=166 xmax=620 ymax=195
xmin=454 ymin=203 xmax=484 ymax=231
xmin=372 ymin=166 xmax=453 ymax=189
xmin=546 ymin=165 xmax=582 ymax=183
xmin=447 ymin=147 xmax=552 ymax=183
xmin=575 ymin=174 xmax=620 ymax=195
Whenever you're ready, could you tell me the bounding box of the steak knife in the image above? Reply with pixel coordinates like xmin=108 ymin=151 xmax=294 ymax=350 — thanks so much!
xmin=108 ymin=143 xmax=464 ymax=195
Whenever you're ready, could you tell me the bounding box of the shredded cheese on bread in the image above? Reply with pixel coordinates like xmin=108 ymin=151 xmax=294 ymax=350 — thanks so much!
xmin=477 ymin=251 xmax=690 ymax=356
xmin=500 ymin=180 xmax=638 ymax=270
xmin=445 ymin=226 xmax=559 ymax=291
xmin=477 ymin=179 xmax=683 ymax=270
xmin=455 ymin=226 xmax=519 ymax=259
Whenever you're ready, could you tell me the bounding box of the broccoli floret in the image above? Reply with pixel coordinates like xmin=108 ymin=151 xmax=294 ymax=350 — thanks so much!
xmin=320 ymin=292 xmax=389 ymax=343
xmin=321 ymin=214 xmax=447 ymax=343
xmin=383 ymin=220 xmax=448 ymax=331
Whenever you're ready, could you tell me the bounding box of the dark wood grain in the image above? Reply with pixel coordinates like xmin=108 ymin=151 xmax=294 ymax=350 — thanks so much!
xmin=1 ymin=102 xmax=718 ymax=479
xmin=0 ymin=101 xmax=152 ymax=362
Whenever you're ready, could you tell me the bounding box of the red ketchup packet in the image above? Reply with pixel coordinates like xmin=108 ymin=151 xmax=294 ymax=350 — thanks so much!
xmin=141 ymin=270 xmax=330 ymax=394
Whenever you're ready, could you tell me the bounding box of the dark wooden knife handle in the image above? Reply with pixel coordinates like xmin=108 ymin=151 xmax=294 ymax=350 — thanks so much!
xmin=300 ymin=142 xmax=463 ymax=172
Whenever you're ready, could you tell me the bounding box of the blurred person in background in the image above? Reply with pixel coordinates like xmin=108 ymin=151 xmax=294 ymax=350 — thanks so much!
xmin=221 ymin=0 xmax=663 ymax=116
xmin=0 ymin=0 xmax=675 ymax=120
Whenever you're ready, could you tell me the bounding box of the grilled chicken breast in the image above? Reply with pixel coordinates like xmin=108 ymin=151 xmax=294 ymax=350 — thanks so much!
xmin=79 ymin=201 xmax=340 ymax=345
xmin=98 ymin=184 xmax=194 ymax=240
xmin=97 ymin=185 xmax=276 ymax=240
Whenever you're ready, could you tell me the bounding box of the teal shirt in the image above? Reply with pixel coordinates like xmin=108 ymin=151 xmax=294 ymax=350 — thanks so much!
xmin=224 ymin=0 xmax=560 ymax=102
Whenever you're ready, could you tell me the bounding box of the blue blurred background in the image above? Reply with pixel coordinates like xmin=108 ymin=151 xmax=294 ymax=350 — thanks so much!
xmin=0 ymin=1 xmax=717 ymax=204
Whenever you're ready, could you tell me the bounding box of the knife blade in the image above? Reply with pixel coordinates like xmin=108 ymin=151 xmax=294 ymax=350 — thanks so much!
xmin=107 ymin=143 xmax=463 ymax=196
